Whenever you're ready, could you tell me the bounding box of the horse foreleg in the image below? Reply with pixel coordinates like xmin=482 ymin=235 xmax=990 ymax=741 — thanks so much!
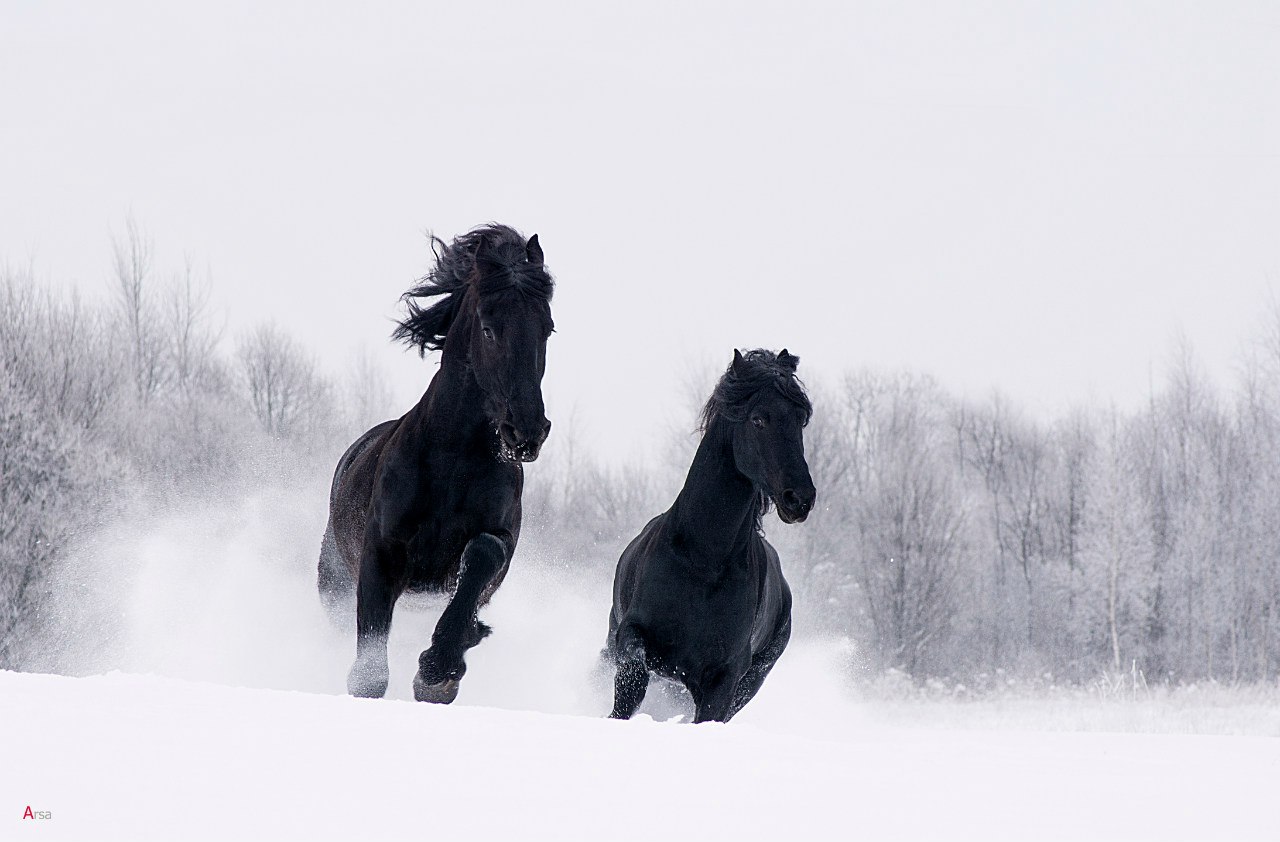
xmin=691 ymin=660 xmax=748 ymax=724
xmin=608 ymin=624 xmax=650 ymax=719
xmin=414 ymin=533 xmax=507 ymax=704
xmin=317 ymin=524 xmax=354 ymax=626
xmin=726 ymin=615 xmax=791 ymax=721
xmin=347 ymin=538 xmax=406 ymax=698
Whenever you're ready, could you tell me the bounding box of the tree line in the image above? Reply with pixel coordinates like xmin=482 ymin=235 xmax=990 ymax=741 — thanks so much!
xmin=525 ymin=335 xmax=1280 ymax=686
xmin=3 ymin=229 xmax=1279 ymax=686
xmin=0 ymin=224 xmax=388 ymax=667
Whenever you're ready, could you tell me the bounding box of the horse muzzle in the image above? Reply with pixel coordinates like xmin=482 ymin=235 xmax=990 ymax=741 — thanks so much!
xmin=775 ymin=485 xmax=816 ymax=524
xmin=498 ymin=416 xmax=551 ymax=463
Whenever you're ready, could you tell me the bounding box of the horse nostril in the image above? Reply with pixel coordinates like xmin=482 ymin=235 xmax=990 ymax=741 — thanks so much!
xmin=499 ymin=422 xmax=524 ymax=446
xmin=782 ymin=488 xmax=813 ymax=513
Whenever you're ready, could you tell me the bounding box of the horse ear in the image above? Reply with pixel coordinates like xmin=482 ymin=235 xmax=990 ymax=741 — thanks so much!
xmin=474 ymin=233 xmax=491 ymax=265
xmin=526 ymin=233 xmax=544 ymax=265
xmin=731 ymin=348 xmax=746 ymax=375
xmin=778 ymin=349 xmax=799 ymax=372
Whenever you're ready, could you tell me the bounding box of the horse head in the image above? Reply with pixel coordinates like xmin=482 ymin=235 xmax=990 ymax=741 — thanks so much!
xmin=392 ymin=224 xmax=555 ymax=462
xmin=721 ymin=348 xmax=817 ymax=523
xmin=466 ymin=231 xmax=554 ymax=462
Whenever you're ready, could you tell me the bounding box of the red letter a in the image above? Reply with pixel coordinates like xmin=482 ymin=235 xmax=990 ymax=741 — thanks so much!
xmin=23 ymin=806 xmax=34 ymax=820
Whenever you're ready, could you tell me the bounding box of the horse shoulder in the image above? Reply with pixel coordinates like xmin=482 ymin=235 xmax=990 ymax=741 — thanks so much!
xmin=750 ymin=537 xmax=792 ymax=651
xmin=759 ymin=538 xmax=786 ymax=585
xmin=368 ymin=423 xmax=437 ymax=542
xmin=329 ymin=421 xmax=401 ymax=561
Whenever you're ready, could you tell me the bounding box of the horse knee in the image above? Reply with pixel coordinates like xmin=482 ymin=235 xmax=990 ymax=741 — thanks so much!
xmin=421 ymin=533 xmax=508 ymax=671
xmin=461 ymin=533 xmax=507 ymax=580
xmin=613 ymin=623 xmax=647 ymax=666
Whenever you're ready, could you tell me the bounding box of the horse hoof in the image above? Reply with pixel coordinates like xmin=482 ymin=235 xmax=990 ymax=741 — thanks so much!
xmin=413 ymin=674 xmax=461 ymax=704
xmin=347 ymin=660 xmax=389 ymax=698
xmin=348 ymin=675 xmax=389 ymax=699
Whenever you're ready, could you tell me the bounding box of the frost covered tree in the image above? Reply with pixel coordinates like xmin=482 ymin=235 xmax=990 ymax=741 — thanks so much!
xmin=339 ymin=346 xmax=395 ymax=438
xmin=237 ymin=322 xmax=329 ymax=439
xmin=10 ymin=227 xmax=1280 ymax=686
xmin=0 ymin=369 xmax=88 ymax=667
xmin=0 ymin=240 xmax=347 ymax=667
xmin=840 ymin=372 xmax=962 ymax=674
xmin=164 ymin=257 xmax=221 ymax=398
xmin=112 ymin=218 xmax=169 ymax=403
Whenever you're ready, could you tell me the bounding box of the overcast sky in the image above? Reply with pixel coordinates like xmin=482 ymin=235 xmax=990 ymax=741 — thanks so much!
xmin=3 ymin=2 xmax=1278 ymax=460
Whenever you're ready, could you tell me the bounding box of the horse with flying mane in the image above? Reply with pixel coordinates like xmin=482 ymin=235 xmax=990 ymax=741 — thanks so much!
xmin=605 ymin=348 xmax=816 ymax=723
xmin=318 ymin=223 xmax=554 ymax=703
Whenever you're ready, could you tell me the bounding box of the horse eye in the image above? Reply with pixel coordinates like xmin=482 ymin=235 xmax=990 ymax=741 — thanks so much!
xmin=751 ymin=416 xmax=766 ymax=429
xmin=482 ymin=326 xmax=495 ymax=341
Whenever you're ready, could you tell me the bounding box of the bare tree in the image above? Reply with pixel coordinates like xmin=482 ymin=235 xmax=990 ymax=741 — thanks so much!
xmin=1 ymin=269 xmax=122 ymax=431
xmin=0 ymin=369 xmax=82 ymax=667
xmin=843 ymin=372 xmax=962 ymax=674
xmin=236 ymin=322 xmax=328 ymax=439
xmin=340 ymin=345 xmax=395 ymax=436
xmin=112 ymin=217 xmax=168 ymax=402
xmin=165 ymin=256 xmax=221 ymax=397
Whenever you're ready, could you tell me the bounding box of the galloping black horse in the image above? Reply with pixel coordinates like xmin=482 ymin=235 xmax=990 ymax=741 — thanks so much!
xmin=319 ymin=223 xmax=554 ymax=703
xmin=605 ymin=349 xmax=816 ymax=723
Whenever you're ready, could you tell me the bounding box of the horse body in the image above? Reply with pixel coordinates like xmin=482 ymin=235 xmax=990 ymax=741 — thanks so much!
xmin=324 ymin=378 xmax=522 ymax=595
xmin=606 ymin=349 xmax=815 ymax=723
xmin=319 ymin=224 xmax=553 ymax=703
xmin=609 ymin=510 xmax=792 ymax=717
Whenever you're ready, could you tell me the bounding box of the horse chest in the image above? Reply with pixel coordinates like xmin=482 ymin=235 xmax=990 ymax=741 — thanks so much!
xmin=642 ymin=563 xmax=757 ymax=666
xmin=410 ymin=514 xmax=467 ymax=561
xmin=412 ymin=454 xmax=519 ymax=524
xmin=401 ymin=462 xmax=519 ymax=589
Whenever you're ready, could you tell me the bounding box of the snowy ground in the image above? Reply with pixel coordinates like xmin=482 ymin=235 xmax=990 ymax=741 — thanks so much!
xmin=4 ymin=668 xmax=1278 ymax=842
xmin=5 ymin=484 xmax=1280 ymax=840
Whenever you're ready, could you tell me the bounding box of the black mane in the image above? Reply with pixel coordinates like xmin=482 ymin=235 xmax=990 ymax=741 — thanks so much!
xmin=698 ymin=348 xmax=813 ymax=527
xmin=700 ymin=349 xmax=813 ymax=431
xmin=392 ymin=223 xmax=554 ymax=355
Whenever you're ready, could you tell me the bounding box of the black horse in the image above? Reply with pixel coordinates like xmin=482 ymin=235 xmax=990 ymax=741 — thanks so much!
xmin=319 ymin=223 xmax=554 ymax=703
xmin=605 ymin=349 xmax=816 ymax=723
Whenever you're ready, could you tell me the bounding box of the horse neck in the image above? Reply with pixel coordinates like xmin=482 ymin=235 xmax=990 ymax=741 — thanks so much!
xmin=669 ymin=417 xmax=761 ymax=561
xmin=417 ymin=309 xmax=490 ymax=439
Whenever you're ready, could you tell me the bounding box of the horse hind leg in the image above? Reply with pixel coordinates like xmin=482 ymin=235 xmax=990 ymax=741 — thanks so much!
xmin=347 ymin=537 xmax=408 ymax=698
xmin=414 ymin=533 xmax=507 ymax=704
xmin=608 ymin=623 xmax=651 ymax=720
xmin=317 ymin=525 xmax=354 ymax=626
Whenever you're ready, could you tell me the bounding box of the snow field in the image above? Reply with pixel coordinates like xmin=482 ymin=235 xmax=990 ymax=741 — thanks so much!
xmin=4 ymin=669 xmax=1278 ymax=842
xmin=5 ymin=481 xmax=1279 ymax=841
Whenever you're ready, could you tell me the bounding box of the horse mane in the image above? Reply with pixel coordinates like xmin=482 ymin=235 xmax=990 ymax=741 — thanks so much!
xmin=699 ymin=348 xmax=813 ymax=430
xmin=699 ymin=348 xmax=813 ymax=528
xmin=392 ymin=223 xmax=554 ymax=355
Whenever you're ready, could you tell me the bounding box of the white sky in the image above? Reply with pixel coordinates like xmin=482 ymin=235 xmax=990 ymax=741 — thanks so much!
xmin=3 ymin=2 xmax=1278 ymax=460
